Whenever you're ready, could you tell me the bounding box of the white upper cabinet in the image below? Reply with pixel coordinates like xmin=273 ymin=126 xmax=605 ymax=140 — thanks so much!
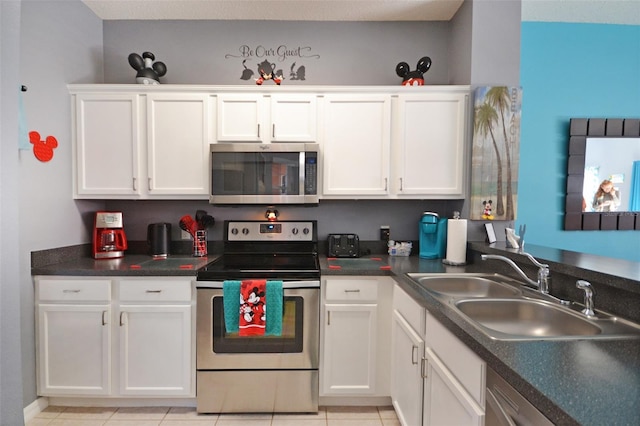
xmin=216 ymin=93 xmax=317 ymax=142
xmin=146 ymin=93 xmax=209 ymax=196
xmin=71 ymin=88 xmax=209 ymax=199
xmin=74 ymin=93 xmax=139 ymax=197
xmin=321 ymin=88 xmax=469 ymax=199
xmin=392 ymin=92 xmax=468 ymax=198
xmin=216 ymin=94 xmax=264 ymax=141
xmin=321 ymin=94 xmax=392 ymax=196
xmin=71 ymin=85 xmax=468 ymax=200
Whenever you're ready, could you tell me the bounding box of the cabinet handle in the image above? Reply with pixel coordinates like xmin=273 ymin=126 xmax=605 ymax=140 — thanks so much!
xmin=145 ymin=290 xmax=162 ymax=293
xmin=344 ymin=289 xmax=360 ymax=293
xmin=399 ymin=177 xmax=403 ymax=191
xmin=148 ymin=177 xmax=152 ymax=191
xmin=132 ymin=177 xmax=137 ymax=191
xmin=62 ymin=289 xmax=81 ymax=293
xmin=257 ymin=124 xmax=260 ymax=138
xmin=411 ymin=345 xmax=418 ymax=365
xmin=102 ymin=310 xmax=107 ymax=326
xmin=119 ymin=311 xmax=126 ymax=326
xmin=272 ymin=124 xmax=275 ymax=138
xmin=421 ymin=357 xmax=428 ymax=378
xmin=327 ymin=311 xmax=331 ymax=326
xmin=384 ymin=178 xmax=388 ymax=191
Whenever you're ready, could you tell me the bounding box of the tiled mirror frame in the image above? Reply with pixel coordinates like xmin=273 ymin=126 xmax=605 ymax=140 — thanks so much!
xmin=565 ymin=118 xmax=640 ymax=231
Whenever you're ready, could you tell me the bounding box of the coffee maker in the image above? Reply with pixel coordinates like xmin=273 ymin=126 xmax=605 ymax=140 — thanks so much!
xmin=93 ymin=211 xmax=128 ymax=259
xmin=419 ymin=212 xmax=447 ymax=259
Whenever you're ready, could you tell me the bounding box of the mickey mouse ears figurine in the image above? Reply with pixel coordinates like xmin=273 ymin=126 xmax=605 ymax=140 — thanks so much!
xmin=396 ymin=56 xmax=432 ymax=86
xmin=128 ymin=51 xmax=167 ymax=85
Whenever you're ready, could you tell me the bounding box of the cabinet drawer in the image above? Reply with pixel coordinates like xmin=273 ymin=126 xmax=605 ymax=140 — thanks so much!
xmin=119 ymin=280 xmax=192 ymax=302
xmin=325 ymin=278 xmax=378 ymax=302
xmin=392 ymin=284 xmax=425 ymax=334
xmin=426 ymin=312 xmax=485 ymax=406
xmin=37 ymin=279 xmax=111 ymax=302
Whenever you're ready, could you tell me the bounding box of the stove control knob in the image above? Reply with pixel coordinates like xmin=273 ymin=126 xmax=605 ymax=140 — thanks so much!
xmin=231 ymin=227 xmax=239 ymax=235
xmin=303 ymin=227 xmax=310 ymax=235
xmin=292 ymin=228 xmax=299 ymax=235
xmin=242 ymin=228 xmax=249 ymax=235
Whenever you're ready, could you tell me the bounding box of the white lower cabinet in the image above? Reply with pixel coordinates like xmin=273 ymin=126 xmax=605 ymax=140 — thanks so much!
xmin=391 ymin=309 xmax=424 ymax=426
xmin=37 ymin=303 xmax=111 ymax=395
xmin=321 ymin=276 xmax=392 ymax=397
xmin=423 ymin=348 xmax=484 ymax=426
xmin=35 ymin=277 xmax=194 ymax=398
xmin=392 ymin=283 xmax=485 ymax=426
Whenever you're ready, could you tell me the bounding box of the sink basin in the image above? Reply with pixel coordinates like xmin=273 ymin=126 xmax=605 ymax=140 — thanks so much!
xmin=454 ymin=298 xmax=640 ymax=341
xmin=407 ymin=274 xmax=521 ymax=298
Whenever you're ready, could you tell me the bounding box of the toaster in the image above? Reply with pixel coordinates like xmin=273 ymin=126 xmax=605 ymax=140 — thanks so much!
xmin=328 ymin=234 xmax=360 ymax=258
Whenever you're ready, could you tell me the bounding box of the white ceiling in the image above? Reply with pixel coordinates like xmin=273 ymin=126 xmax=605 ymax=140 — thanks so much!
xmin=80 ymin=0 xmax=465 ymax=21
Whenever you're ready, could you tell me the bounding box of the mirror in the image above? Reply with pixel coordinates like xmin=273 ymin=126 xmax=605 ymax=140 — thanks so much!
xmin=565 ymin=118 xmax=640 ymax=230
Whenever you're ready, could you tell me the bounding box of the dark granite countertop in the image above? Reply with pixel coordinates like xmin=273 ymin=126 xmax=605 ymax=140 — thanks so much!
xmin=319 ymin=249 xmax=640 ymax=426
xmin=31 ymin=253 xmax=218 ymax=277
xmin=31 ymin=242 xmax=640 ymax=425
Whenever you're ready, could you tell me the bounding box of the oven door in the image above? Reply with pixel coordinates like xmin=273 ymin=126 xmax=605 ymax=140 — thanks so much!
xmin=196 ymin=284 xmax=319 ymax=370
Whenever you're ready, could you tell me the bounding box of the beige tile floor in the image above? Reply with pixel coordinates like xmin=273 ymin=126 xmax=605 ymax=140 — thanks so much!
xmin=27 ymin=405 xmax=401 ymax=426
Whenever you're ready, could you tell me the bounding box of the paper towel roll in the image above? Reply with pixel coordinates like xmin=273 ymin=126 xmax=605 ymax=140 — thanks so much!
xmin=444 ymin=219 xmax=467 ymax=265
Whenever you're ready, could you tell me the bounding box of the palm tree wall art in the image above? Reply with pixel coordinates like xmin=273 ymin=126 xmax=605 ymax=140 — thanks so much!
xmin=470 ymin=86 xmax=522 ymax=221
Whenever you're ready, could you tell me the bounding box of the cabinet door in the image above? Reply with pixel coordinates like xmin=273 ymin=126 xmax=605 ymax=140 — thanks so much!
xmin=423 ymin=348 xmax=484 ymax=426
xmin=394 ymin=93 xmax=468 ymax=197
xmin=270 ymin=95 xmax=317 ymax=142
xmin=322 ymin=303 xmax=377 ymax=394
xmin=216 ymin=94 xmax=265 ymax=141
xmin=147 ymin=94 xmax=209 ymax=196
xmin=37 ymin=304 xmax=111 ymax=395
xmin=391 ymin=310 xmax=425 ymax=426
xmin=74 ymin=94 xmax=139 ymax=197
xmin=322 ymin=95 xmax=391 ymax=196
xmin=118 ymin=305 xmax=192 ymax=396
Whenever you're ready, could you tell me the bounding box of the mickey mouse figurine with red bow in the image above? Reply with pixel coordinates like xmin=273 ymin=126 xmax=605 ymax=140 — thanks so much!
xmin=396 ymin=56 xmax=432 ymax=86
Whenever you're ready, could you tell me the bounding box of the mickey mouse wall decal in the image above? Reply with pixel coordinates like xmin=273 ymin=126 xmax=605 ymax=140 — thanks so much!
xmin=29 ymin=131 xmax=58 ymax=162
xmin=127 ymin=51 xmax=167 ymax=84
xmin=395 ymin=56 xmax=432 ymax=86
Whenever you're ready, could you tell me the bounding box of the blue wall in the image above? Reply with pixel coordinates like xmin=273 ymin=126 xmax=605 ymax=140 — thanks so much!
xmin=519 ymin=22 xmax=640 ymax=261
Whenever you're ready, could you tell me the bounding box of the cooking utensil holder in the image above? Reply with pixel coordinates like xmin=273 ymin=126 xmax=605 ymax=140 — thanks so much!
xmin=193 ymin=230 xmax=207 ymax=257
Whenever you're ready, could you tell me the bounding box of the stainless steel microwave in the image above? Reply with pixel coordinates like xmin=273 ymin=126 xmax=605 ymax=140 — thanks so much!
xmin=209 ymin=143 xmax=319 ymax=205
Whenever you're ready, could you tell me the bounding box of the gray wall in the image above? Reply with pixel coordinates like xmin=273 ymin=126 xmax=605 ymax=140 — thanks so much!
xmin=1 ymin=2 xmax=25 ymax=425
xmin=104 ymin=20 xmax=452 ymax=85
xmin=19 ymin=0 xmax=104 ymax=409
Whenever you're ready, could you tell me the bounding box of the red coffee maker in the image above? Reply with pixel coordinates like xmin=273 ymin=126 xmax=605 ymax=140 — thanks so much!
xmin=93 ymin=211 xmax=128 ymax=259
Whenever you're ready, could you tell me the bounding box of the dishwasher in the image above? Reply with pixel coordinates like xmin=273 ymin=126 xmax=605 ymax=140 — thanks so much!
xmin=485 ymin=368 xmax=554 ymax=426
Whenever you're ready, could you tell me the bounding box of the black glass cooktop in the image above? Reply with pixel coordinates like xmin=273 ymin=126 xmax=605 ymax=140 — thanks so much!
xmin=197 ymin=253 xmax=320 ymax=280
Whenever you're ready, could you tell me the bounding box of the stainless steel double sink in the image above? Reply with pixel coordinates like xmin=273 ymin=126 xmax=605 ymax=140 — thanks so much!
xmin=406 ymin=273 xmax=640 ymax=341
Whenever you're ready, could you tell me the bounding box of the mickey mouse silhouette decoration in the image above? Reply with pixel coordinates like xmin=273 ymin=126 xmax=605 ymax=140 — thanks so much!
xmin=396 ymin=56 xmax=432 ymax=86
xmin=127 ymin=51 xmax=167 ymax=84
xmin=29 ymin=131 xmax=58 ymax=162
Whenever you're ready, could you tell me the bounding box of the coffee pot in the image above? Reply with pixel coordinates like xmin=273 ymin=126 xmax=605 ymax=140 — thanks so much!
xmin=93 ymin=211 xmax=128 ymax=259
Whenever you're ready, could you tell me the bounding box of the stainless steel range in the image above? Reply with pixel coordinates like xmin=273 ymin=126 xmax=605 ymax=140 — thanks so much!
xmin=196 ymin=220 xmax=320 ymax=414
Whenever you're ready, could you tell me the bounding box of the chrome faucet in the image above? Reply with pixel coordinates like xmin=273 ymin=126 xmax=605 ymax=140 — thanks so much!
xmin=481 ymin=253 xmax=551 ymax=294
xmin=576 ymin=280 xmax=596 ymax=317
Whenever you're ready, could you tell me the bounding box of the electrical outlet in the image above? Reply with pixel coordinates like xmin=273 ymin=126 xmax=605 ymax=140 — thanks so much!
xmin=380 ymin=225 xmax=390 ymax=242
xmin=181 ymin=230 xmax=192 ymax=240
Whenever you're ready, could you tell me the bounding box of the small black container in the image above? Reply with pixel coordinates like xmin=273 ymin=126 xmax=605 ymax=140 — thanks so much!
xmin=147 ymin=223 xmax=171 ymax=258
